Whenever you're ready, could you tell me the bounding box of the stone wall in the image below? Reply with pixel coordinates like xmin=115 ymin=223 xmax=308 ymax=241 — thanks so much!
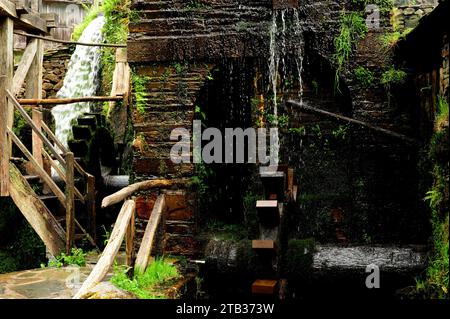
xmin=42 ymin=47 xmax=71 ymax=98
xmin=127 ymin=0 xmax=443 ymax=253
xmin=394 ymin=0 xmax=439 ymax=30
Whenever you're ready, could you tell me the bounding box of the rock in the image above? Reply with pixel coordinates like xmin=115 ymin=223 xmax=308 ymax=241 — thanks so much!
xmin=54 ymin=80 xmax=64 ymax=91
xmin=403 ymin=7 xmax=416 ymax=15
xmin=79 ymin=282 xmax=137 ymax=299
xmin=43 ymin=82 xmax=53 ymax=90
xmin=46 ymin=73 xmax=60 ymax=84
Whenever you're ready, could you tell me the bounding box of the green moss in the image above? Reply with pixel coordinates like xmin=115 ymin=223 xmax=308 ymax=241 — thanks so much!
xmin=111 ymin=258 xmax=179 ymax=299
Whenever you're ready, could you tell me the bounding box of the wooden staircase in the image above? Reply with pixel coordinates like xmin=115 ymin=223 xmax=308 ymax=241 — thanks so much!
xmin=251 ymin=166 xmax=298 ymax=298
xmin=3 ymin=90 xmax=97 ymax=256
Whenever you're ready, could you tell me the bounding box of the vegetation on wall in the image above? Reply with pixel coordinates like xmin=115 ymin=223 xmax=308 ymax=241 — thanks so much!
xmin=417 ymin=97 xmax=449 ymax=299
xmin=333 ymin=11 xmax=367 ymax=92
xmin=354 ymin=66 xmax=374 ymax=88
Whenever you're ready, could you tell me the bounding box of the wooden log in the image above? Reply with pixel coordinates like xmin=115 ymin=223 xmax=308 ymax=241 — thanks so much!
xmin=287 ymin=100 xmax=419 ymax=144
xmin=73 ymin=200 xmax=135 ymax=299
xmin=18 ymin=95 xmax=124 ymax=106
xmin=135 ymin=194 xmax=165 ymax=273
xmin=0 ymin=17 xmax=13 ymax=196
xmin=13 ymin=31 xmax=127 ymax=47
xmin=65 ymin=152 xmax=75 ymax=254
xmin=8 ymin=128 xmax=67 ymax=207
xmin=9 ymin=162 xmax=65 ymax=256
xmin=101 ymin=178 xmax=189 ymax=208
xmin=12 ymin=38 xmax=37 ymax=95
xmin=0 ymin=0 xmax=16 ymax=17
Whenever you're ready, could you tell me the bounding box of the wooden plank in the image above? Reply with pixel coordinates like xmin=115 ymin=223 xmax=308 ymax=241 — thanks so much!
xmin=252 ymin=240 xmax=276 ymax=250
xmin=251 ymin=280 xmax=277 ymax=295
xmin=12 ymin=38 xmax=37 ymax=95
xmin=135 ymin=194 xmax=165 ymax=273
xmin=256 ymin=200 xmax=278 ymax=208
xmin=73 ymin=200 xmax=135 ymax=299
xmin=0 ymin=0 xmax=17 ymax=17
xmin=14 ymin=31 xmax=127 ymax=47
xmin=6 ymin=89 xmax=66 ymax=166
xmin=17 ymin=14 xmax=48 ymax=33
xmin=65 ymin=152 xmax=75 ymax=253
xmin=0 ymin=17 xmax=13 ymax=196
xmin=101 ymin=178 xmax=189 ymax=208
xmin=9 ymin=162 xmax=65 ymax=256
xmin=8 ymin=128 xmax=67 ymax=207
xmin=126 ymin=206 xmax=135 ymax=268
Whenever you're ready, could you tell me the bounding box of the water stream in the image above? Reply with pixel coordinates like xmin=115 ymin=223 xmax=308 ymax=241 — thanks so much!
xmin=51 ymin=16 xmax=105 ymax=149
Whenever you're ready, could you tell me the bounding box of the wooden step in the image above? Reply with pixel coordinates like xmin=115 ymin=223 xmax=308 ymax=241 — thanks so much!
xmin=251 ymin=280 xmax=278 ymax=295
xmin=256 ymin=200 xmax=280 ymax=225
xmin=260 ymin=171 xmax=285 ymax=201
xmin=252 ymin=240 xmax=276 ymax=250
xmin=24 ymin=175 xmax=40 ymax=182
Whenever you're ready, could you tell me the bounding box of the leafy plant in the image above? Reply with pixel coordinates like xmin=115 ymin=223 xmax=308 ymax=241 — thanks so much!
xmin=111 ymin=258 xmax=179 ymax=299
xmin=354 ymin=67 xmax=374 ymax=88
xmin=42 ymin=248 xmax=87 ymax=268
xmin=132 ymin=73 xmax=150 ymax=114
xmin=333 ymin=12 xmax=368 ymax=92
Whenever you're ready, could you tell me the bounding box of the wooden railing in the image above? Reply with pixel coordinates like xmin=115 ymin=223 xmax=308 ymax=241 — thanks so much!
xmin=5 ymin=89 xmax=96 ymax=252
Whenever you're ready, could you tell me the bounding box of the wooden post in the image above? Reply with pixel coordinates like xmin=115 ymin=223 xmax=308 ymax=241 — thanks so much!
xmin=0 ymin=17 xmax=14 ymax=197
xmin=25 ymin=36 xmax=44 ymax=168
xmin=126 ymin=203 xmax=135 ymax=270
xmin=65 ymin=152 xmax=75 ymax=254
xmin=86 ymin=174 xmax=97 ymax=242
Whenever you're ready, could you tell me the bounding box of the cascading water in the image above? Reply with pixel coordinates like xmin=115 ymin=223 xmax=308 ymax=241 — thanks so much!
xmin=52 ymin=16 xmax=105 ymax=149
xmin=267 ymin=9 xmax=305 ymax=169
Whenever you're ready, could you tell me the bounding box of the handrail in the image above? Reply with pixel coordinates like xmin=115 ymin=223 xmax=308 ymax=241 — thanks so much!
xmin=73 ymin=199 xmax=136 ymax=299
xmin=8 ymin=128 xmax=67 ymax=207
xmin=6 ymin=90 xmax=66 ymax=166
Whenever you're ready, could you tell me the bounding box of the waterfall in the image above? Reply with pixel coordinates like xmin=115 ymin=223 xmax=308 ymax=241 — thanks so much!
xmin=267 ymin=9 xmax=304 ymax=169
xmin=52 ymin=16 xmax=105 ymax=149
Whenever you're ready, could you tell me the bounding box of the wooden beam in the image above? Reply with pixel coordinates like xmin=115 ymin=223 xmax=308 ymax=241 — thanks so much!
xmin=0 ymin=0 xmax=16 ymax=17
xmin=101 ymin=178 xmax=189 ymax=208
xmin=0 ymin=17 xmax=13 ymax=196
xmin=14 ymin=31 xmax=127 ymax=47
xmin=135 ymin=194 xmax=165 ymax=273
xmin=16 ymin=14 xmax=48 ymax=33
xmin=8 ymin=128 xmax=67 ymax=207
xmin=287 ymin=100 xmax=419 ymax=144
xmin=65 ymin=152 xmax=75 ymax=254
xmin=9 ymin=162 xmax=65 ymax=256
xmin=19 ymin=95 xmax=124 ymax=106
xmin=12 ymin=38 xmax=37 ymax=95
xmin=73 ymin=200 xmax=136 ymax=299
